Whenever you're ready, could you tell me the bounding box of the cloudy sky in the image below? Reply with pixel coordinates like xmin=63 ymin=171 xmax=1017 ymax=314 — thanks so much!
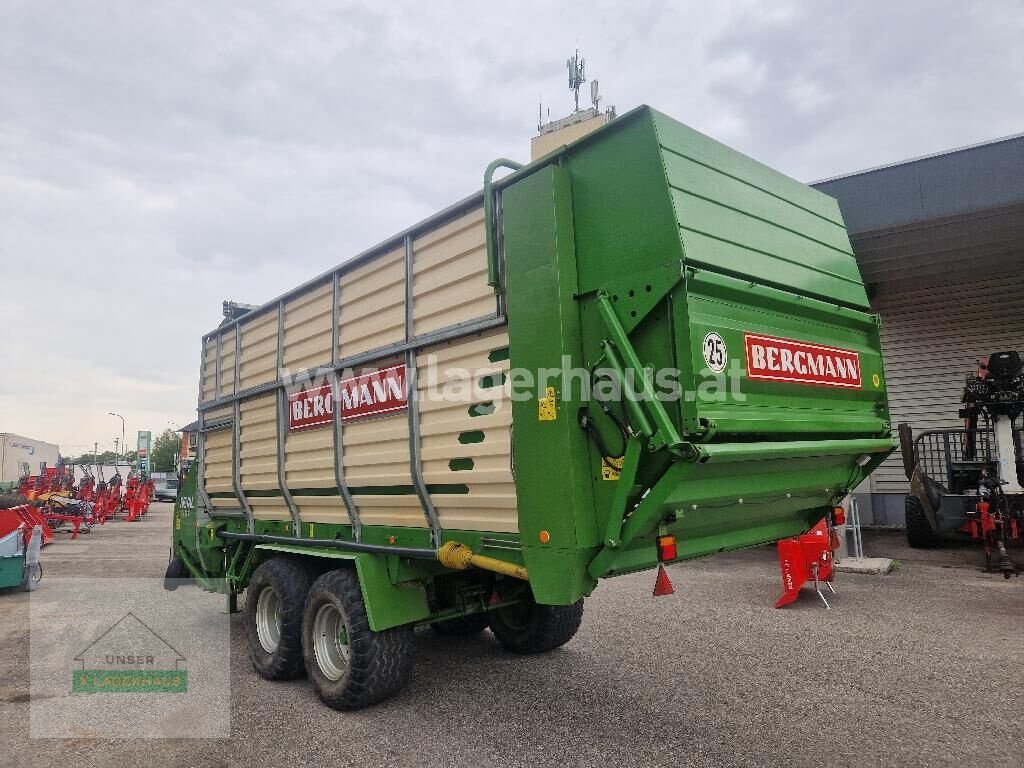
xmin=2 ymin=0 xmax=1022 ymax=457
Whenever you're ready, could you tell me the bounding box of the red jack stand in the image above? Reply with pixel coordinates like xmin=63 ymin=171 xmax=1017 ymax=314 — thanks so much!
xmin=774 ymin=519 xmax=836 ymax=609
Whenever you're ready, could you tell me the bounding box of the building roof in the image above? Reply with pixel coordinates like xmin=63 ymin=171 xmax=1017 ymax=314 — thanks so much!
xmin=811 ymin=133 xmax=1024 ymax=296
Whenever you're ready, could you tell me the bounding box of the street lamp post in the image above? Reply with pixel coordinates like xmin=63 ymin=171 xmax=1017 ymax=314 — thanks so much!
xmin=108 ymin=412 xmax=125 ymax=465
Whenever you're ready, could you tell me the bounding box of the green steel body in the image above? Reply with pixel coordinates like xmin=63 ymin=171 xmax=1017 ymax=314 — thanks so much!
xmin=172 ymin=106 xmax=893 ymax=629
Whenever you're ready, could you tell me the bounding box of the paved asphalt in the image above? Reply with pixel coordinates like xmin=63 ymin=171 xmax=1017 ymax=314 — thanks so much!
xmin=2 ymin=503 xmax=1022 ymax=768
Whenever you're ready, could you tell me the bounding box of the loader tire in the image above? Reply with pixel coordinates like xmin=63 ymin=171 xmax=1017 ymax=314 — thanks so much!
xmin=430 ymin=612 xmax=489 ymax=636
xmin=489 ymin=595 xmax=584 ymax=654
xmin=245 ymin=558 xmax=315 ymax=681
xmin=905 ymin=495 xmax=941 ymax=549
xmin=302 ymin=568 xmax=415 ymax=710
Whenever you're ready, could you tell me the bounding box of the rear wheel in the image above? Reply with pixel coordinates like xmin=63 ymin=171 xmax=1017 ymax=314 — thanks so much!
xmin=245 ymin=558 xmax=314 ymax=680
xmin=302 ymin=569 xmax=415 ymax=710
xmin=489 ymin=594 xmax=584 ymax=654
xmin=430 ymin=612 xmax=489 ymax=636
xmin=905 ymin=495 xmax=941 ymax=549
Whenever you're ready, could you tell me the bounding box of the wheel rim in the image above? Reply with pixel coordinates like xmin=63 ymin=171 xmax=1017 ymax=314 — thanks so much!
xmin=312 ymin=603 xmax=349 ymax=681
xmin=255 ymin=586 xmax=282 ymax=653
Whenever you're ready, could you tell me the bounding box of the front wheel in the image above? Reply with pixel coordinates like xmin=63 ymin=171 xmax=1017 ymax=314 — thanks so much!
xmin=489 ymin=594 xmax=584 ymax=654
xmin=302 ymin=569 xmax=415 ymax=710
xmin=905 ymin=495 xmax=941 ymax=549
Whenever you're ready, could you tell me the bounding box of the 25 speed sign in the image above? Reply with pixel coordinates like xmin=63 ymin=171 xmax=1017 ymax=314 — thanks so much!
xmin=702 ymin=332 xmax=728 ymax=373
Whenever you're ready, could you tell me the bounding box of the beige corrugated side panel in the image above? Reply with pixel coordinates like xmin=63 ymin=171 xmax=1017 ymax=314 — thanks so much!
xmin=239 ymin=395 xmax=278 ymax=493
xmin=203 ymin=426 xmax=233 ymax=505
xmin=417 ymin=329 xmax=517 ymax=533
xmin=283 ymin=280 xmax=334 ymax=375
xmin=218 ymin=329 xmax=237 ymax=398
xmin=292 ymin=495 xmax=349 ymax=526
xmin=239 ymin=307 xmax=280 ymax=390
xmin=412 ymin=207 xmax=495 ymax=336
xmin=248 ymin=497 xmax=291 ymax=521
xmin=204 ymin=406 xmax=232 ymax=423
xmin=339 ymin=248 xmax=405 ymax=358
xmin=341 ymin=357 xmax=423 ymax=528
xmin=283 ymin=393 xmax=351 ymax=523
xmin=284 ymin=426 xmax=334 ymax=489
xmin=201 ymin=338 xmax=217 ymax=402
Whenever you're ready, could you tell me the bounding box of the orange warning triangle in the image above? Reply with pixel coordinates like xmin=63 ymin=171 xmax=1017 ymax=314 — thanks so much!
xmin=653 ymin=564 xmax=674 ymax=597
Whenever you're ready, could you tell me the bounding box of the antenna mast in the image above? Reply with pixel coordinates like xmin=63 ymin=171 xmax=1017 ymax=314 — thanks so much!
xmin=566 ymin=48 xmax=586 ymax=112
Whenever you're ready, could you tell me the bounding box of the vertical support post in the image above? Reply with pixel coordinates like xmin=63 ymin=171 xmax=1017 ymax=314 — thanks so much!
xmin=232 ymin=400 xmax=254 ymax=534
xmin=405 ymin=233 xmax=441 ymax=547
xmin=275 ymin=301 xmax=301 ymax=534
xmin=198 ymin=336 xmax=208 ymax=405
xmin=331 ymin=271 xmax=341 ymax=368
xmin=195 ymin=410 xmax=213 ymax=517
xmin=330 ymin=370 xmax=361 ymax=541
xmin=483 ymin=158 xmax=523 ymax=289
xmin=214 ymin=332 xmax=222 ymax=400
xmin=329 ymin=274 xmax=361 ymax=539
xmin=276 ymin=389 xmax=302 ymax=534
xmin=494 ymin=187 xmax=507 ymax=318
xmin=234 ymin=322 xmax=241 ymax=394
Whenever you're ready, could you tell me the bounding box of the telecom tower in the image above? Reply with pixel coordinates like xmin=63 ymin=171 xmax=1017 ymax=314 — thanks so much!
xmin=532 ymin=48 xmax=616 ymax=160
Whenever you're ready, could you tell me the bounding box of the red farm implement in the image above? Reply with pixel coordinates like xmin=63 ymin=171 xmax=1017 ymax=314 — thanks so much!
xmin=123 ymin=476 xmax=153 ymax=522
xmin=900 ymin=351 xmax=1024 ymax=578
xmin=0 ymin=507 xmax=43 ymax=590
xmin=774 ymin=515 xmax=840 ymax=609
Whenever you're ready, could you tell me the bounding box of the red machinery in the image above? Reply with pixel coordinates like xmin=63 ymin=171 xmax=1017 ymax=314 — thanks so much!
xmin=2 ymin=504 xmax=55 ymax=546
xmin=90 ymin=480 xmax=119 ymax=524
xmin=76 ymin=475 xmax=96 ymax=503
xmin=123 ymin=476 xmax=154 ymax=522
xmin=774 ymin=513 xmax=840 ymax=609
xmin=900 ymin=351 xmax=1024 ymax=577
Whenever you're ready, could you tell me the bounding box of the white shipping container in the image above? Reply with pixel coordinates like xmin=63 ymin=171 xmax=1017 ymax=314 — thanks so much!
xmin=0 ymin=434 xmax=61 ymax=484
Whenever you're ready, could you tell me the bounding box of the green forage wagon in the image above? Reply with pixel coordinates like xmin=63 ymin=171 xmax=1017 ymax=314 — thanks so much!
xmin=167 ymin=106 xmax=893 ymax=709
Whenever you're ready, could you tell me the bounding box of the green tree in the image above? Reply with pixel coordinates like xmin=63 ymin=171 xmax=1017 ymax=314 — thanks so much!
xmin=149 ymin=428 xmax=180 ymax=472
xmin=68 ymin=451 xmax=120 ymax=465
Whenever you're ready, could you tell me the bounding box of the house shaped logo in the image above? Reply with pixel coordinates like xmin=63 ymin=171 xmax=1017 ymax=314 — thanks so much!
xmin=72 ymin=612 xmax=188 ymax=693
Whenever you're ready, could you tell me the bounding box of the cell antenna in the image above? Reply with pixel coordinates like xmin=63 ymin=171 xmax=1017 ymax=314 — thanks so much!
xmin=567 ymin=48 xmax=586 ymax=112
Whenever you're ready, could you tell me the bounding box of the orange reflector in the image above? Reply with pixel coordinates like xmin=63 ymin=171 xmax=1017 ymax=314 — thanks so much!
xmin=388 ymin=535 xmax=396 ymax=544
xmin=538 ymin=530 xmax=551 ymax=544
xmin=653 ymin=564 xmax=674 ymax=597
xmin=656 ymin=534 xmax=677 ymax=562
xmin=832 ymin=506 xmax=846 ymax=526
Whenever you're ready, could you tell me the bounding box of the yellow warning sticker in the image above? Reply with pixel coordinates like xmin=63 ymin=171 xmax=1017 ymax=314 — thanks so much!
xmin=602 ymin=456 xmax=624 ymax=481
xmin=538 ymin=386 xmax=557 ymax=421
xmin=872 ymin=373 xmax=881 ymax=388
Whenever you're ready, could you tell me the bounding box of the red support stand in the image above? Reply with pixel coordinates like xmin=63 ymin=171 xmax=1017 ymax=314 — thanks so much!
xmin=774 ymin=519 xmax=836 ymax=609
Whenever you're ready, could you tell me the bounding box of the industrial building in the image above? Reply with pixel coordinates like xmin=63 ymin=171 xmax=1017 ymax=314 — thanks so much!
xmin=813 ymin=134 xmax=1024 ymax=524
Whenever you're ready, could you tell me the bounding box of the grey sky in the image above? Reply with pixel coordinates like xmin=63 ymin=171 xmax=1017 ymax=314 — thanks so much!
xmin=2 ymin=0 xmax=1022 ymax=455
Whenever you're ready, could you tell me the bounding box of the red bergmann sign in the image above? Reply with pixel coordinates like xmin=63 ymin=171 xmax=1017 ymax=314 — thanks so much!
xmin=744 ymin=333 xmax=861 ymax=388
xmin=288 ymin=364 xmax=407 ymax=431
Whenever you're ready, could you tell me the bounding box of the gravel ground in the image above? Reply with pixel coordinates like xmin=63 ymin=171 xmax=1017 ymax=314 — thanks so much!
xmin=2 ymin=502 xmax=1022 ymax=768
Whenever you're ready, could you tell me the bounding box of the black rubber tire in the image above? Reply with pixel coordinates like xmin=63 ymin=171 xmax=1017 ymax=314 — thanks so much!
xmin=163 ymin=556 xmax=190 ymax=591
xmin=245 ymin=558 xmax=315 ymax=681
xmin=429 ymin=612 xmax=490 ymax=636
xmin=905 ymin=494 xmax=941 ymax=549
xmin=489 ymin=595 xmax=584 ymax=654
xmin=302 ymin=568 xmax=415 ymax=710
